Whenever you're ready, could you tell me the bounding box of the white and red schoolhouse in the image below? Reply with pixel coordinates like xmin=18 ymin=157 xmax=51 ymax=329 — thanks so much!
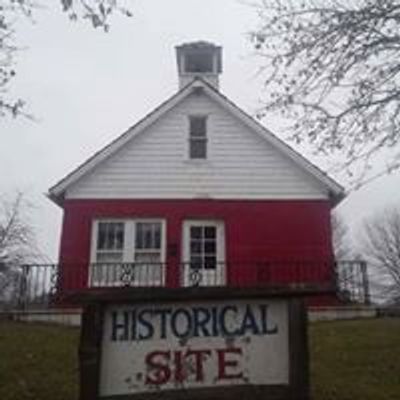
xmin=49 ymin=42 xmax=344 ymax=303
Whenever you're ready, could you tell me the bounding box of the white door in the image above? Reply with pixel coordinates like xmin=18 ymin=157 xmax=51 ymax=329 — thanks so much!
xmin=182 ymin=220 xmax=226 ymax=287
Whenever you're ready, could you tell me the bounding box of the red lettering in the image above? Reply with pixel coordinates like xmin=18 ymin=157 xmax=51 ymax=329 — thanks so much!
xmin=144 ymin=347 xmax=243 ymax=386
xmin=145 ymin=351 xmax=171 ymax=385
xmin=186 ymin=349 xmax=212 ymax=382
xmin=217 ymin=348 xmax=243 ymax=380
xmin=173 ymin=350 xmax=184 ymax=383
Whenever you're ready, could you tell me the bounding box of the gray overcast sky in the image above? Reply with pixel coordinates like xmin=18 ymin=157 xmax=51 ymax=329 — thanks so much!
xmin=1 ymin=0 xmax=400 ymax=260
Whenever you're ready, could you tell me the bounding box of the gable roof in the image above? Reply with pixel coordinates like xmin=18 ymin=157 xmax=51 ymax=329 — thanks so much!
xmin=49 ymin=78 xmax=345 ymax=206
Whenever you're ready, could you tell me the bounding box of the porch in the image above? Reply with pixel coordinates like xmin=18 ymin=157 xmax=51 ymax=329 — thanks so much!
xmin=0 ymin=260 xmax=370 ymax=311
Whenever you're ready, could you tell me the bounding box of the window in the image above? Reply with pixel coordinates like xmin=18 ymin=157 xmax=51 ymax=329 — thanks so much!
xmin=135 ymin=222 xmax=162 ymax=263
xmin=189 ymin=116 xmax=207 ymax=159
xmin=185 ymin=52 xmax=214 ymax=73
xmin=190 ymin=225 xmax=217 ymax=270
xmin=95 ymin=222 xmax=124 ymax=263
xmin=91 ymin=220 xmax=165 ymax=286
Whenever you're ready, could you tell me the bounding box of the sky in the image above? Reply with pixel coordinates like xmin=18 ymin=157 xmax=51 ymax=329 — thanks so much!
xmin=1 ymin=0 xmax=400 ymax=261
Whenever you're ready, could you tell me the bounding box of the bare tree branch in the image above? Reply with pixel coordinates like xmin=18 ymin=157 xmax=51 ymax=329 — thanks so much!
xmin=0 ymin=191 xmax=39 ymax=266
xmin=361 ymin=206 xmax=400 ymax=302
xmin=331 ymin=212 xmax=353 ymax=260
xmin=0 ymin=191 xmax=48 ymax=307
xmin=0 ymin=0 xmax=133 ymax=118
xmin=251 ymin=0 xmax=400 ymax=181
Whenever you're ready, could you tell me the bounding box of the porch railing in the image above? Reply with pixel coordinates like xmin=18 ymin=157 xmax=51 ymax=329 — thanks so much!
xmin=0 ymin=260 xmax=369 ymax=310
xmin=335 ymin=260 xmax=370 ymax=305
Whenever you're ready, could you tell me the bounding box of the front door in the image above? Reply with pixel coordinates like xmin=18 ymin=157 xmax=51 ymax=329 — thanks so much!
xmin=182 ymin=220 xmax=226 ymax=287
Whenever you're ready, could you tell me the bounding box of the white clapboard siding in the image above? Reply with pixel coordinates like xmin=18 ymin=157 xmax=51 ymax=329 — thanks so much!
xmin=65 ymin=92 xmax=329 ymax=200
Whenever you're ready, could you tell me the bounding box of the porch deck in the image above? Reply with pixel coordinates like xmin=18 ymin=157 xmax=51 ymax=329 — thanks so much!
xmin=0 ymin=260 xmax=369 ymax=311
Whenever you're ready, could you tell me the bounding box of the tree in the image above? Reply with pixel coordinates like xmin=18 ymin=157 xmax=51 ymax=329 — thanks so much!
xmin=0 ymin=192 xmax=43 ymax=307
xmin=331 ymin=213 xmax=368 ymax=303
xmin=362 ymin=206 xmax=400 ymax=302
xmin=251 ymin=0 xmax=400 ymax=183
xmin=331 ymin=213 xmax=352 ymax=260
xmin=1 ymin=0 xmax=132 ymax=117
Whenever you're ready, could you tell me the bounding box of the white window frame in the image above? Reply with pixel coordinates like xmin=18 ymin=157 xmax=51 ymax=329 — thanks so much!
xmin=90 ymin=219 xmax=166 ymax=286
xmin=188 ymin=115 xmax=208 ymax=160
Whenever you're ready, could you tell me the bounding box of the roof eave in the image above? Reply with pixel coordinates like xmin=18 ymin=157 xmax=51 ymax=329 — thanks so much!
xmin=329 ymin=190 xmax=346 ymax=208
xmin=46 ymin=190 xmax=64 ymax=208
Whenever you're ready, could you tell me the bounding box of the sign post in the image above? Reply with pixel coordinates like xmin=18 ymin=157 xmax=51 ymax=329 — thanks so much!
xmin=76 ymin=288 xmax=310 ymax=400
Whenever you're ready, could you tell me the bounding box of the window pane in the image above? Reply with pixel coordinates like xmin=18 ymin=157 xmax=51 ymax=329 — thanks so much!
xmin=136 ymin=222 xmax=161 ymax=250
xmin=135 ymin=252 xmax=161 ymax=263
xmin=185 ymin=53 xmax=213 ymax=73
xmin=116 ymin=224 xmax=124 ymax=248
xmin=136 ymin=223 xmax=144 ymax=249
xmin=204 ymin=256 xmax=217 ymax=270
xmin=190 ymin=226 xmax=203 ymax=239
xmin=98 ymin=225 xmax=106 ymax=249
xmin=204 ymin=240 xmax=216 ymax=254
xmin=190 ymin=240 xmax=202 ymax=254
xmin=204 ymin=226 xmax=216 ymax=239
xmin=96 ymin=252 xmax=123 ymax=263
xmin=190 ymin=139 xmax=207 ymax=159
xmin=144 ymin=226 xmax=152 ymax=248
xmin=154 ymin=227 xmax=161 ymax=249
xmin=97 ymin=222 xmax=124 ymax=250
xmin=190 ymin=256 xmax=203 ymax=270
xmin=190 ymin=117 xmax=206 ymax=137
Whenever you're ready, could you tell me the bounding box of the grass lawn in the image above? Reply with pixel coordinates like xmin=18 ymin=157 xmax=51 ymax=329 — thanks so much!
xmin=0 ymin=321 xmax=79 ymax=400
xmin=1 ymin=318 xmax=399 ymax=399
xmin=310 ymin=318 xmax=400 ymax=400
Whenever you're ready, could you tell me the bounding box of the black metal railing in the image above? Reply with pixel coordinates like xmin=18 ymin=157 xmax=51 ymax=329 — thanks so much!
xmin=335 ymin=260 xmax=370 ymax=305
xmin=180 ymin=261 xmax=227 ymax=287
xmin=88 ymin=262 xmax=166 ymax=288
xmin=0 ymin=260 xmax=370 ymax=310
xmin=0 ymin=264 xmax=59 ymax=311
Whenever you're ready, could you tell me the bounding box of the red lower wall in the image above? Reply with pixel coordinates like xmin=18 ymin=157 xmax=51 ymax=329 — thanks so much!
xmin=58 ymin=199 xmax=334 ymax=296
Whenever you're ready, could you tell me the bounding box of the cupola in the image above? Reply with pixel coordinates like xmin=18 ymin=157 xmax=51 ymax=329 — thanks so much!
xmin=176 ymin=41 xmax=222 ymax=90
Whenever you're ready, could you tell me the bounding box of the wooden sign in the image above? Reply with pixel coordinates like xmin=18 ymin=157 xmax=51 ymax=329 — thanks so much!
xmin=78 ymin=289 xmax=309 ymax=400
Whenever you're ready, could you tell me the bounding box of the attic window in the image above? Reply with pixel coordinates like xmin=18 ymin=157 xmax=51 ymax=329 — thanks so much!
xmin=189 ymin=116 xmax=207 ymax=159
xmin=185 ymin=52 xmax=214 ymax=73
